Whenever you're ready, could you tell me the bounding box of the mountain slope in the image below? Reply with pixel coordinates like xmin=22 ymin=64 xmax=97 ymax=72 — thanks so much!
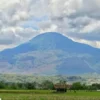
xmin=1 ymin=32 xmax=100 ymax=56
xmin=0 ymin=32 xmax=99 ymax=75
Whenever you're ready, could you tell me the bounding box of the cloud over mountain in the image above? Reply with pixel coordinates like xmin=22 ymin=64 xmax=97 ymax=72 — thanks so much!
xmin=0 ymin=0 xmax=100 ymax=50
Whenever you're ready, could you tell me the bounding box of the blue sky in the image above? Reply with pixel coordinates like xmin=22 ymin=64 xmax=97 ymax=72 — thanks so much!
xmin=21 ymin=16 xmax=48 ymax=29
xmin=0 ymin=0 xmax=100 ymax=50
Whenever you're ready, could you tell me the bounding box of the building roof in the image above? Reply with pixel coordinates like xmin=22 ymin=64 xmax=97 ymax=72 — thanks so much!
xmin=54 ymin=83 xmax=67 ymax=89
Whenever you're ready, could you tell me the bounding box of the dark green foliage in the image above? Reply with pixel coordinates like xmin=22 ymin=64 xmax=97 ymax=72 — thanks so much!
xmin=87 ymin=85 xmax=97 ymax=91
xmin=71 ymin=82 xmax=83 ymax=90
xmin=71 ymin=82 xmax=88 ymax=90
xmin=70 ymin=82 xmax=100 ymax=91
xmin=41 ymin=80 xmax=54 ymax=90
xmin=0 ymin=81 xmax=5 ymax=89
xmin=0 ymin=80 xmax=99 ymax=91
xmin=24 ymin=82 xmax=36 ymax=89
xmin=0 ymin=80 xmax=54 ymax=90
xmin=92 ymin=83 xmax=100 ymax=90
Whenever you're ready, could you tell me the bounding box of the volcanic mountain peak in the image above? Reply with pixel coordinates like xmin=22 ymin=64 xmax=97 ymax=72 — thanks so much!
xmin=0 ymin=32 xmax=99 ymax=75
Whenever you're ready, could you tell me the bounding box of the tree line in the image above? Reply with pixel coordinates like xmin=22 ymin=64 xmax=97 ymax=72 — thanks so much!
xmin=0 ymin=80 xmax=99 ymax=91
xmin=70 ymin=82 xmax=100 ymax=91
xmin=0 ymin=80 xmax=54 ymax=90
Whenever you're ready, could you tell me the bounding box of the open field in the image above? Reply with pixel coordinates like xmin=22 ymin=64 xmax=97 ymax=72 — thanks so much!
xmin=0 ymin=90 xmax=100 ymax=100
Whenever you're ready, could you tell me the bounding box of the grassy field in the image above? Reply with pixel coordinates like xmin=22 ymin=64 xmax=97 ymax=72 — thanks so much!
xmin=0 ymin=90 xmax=100 ymax=100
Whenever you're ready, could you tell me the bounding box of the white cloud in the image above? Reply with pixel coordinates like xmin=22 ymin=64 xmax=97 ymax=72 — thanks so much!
xmin=42 ymin=0 xmax=100 ymax=47
xmin=80 ymin=20 xmax=100 ymax=33
xmin=0 ymin=0 xmax=19 ymax=9
xmin=0 ymin=27 xmax=38 ymax=45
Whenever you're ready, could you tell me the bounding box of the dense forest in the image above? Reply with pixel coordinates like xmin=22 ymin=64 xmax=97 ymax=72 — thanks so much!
xmin=0 ymin=80 xmax=99 ymax=91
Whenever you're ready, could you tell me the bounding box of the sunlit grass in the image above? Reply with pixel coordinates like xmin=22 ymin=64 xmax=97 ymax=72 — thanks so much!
xmin=0 ymin=90 xmax=100 ymax=100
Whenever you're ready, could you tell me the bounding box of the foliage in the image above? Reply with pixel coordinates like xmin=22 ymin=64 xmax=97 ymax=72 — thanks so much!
xmin=41 ymin=80 xmax=54 ymax=90
xmin=71 ymin=82 xmax=83 ymax=90
xmin=0 ymin=79 xmax=99 ymax=91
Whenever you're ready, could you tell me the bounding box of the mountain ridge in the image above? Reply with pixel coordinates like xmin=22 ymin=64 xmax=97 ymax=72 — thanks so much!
xmin=1 ymin=32 xmax=100 ymax=56
xmin=0 ymin=32 xmax=99 ymax=75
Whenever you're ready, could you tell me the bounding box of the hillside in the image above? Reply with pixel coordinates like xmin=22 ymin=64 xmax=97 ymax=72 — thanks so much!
xmin=0 ymin=32 xmax=100 ymax=75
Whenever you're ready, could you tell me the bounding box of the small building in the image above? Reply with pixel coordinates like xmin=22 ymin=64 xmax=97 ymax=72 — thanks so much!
xmin=54 ymin=83 xmax=67 ymax=92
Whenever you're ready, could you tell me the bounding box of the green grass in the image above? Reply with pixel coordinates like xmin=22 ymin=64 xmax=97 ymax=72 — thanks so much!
xmin=0 ymin=90 xmax=100 ymax=100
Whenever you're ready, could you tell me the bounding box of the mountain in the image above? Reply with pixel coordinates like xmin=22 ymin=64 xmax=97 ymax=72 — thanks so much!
xmin=0 ymin=32 xmax=100 ymax=75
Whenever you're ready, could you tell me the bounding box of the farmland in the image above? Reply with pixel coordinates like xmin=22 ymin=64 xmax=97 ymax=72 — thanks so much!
xmin=0 ymin=90 xmax=100 ymax=100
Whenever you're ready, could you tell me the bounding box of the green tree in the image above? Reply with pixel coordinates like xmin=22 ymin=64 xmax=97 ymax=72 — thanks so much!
xmin=25 ymin=82 xmax=36 ymax=89
xmin=71 ymin=82 xmax=83 ymax=90
xmin=41 ymin=80 xmax=54 ymax=90
xmin=0 ymin=81 xmax=5 ymax=89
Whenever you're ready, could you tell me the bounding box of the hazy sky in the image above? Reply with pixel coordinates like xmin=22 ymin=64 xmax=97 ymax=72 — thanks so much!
xmin=0 ymin=0 xmax=100 ymax=50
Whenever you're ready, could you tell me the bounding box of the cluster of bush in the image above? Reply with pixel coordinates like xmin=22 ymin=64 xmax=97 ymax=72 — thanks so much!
xmin=0 ymin=80 xmax=54 ymax=90
xmin=70 ymin=82 xmax=100 ymax=91
xmin=0 ymin=80 xmax=100 ymax=90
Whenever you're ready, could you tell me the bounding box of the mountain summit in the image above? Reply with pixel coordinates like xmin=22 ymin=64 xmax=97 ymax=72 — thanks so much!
xmin=0 ymin=32 xmax=100 ymax=75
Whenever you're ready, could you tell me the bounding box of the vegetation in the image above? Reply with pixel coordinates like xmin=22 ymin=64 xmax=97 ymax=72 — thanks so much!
xmin=0 ymin=74 xmax=100 ymax=100
xmin=71 ymin=82 xmax=100 ymax=91
xmin=0 ymin=80 xmax=99 ymax=92
xmin=0 ymin=80 xmax=54 ymax=90
xmin=0 ymin=90 xmax=100 ymax=100
xmin=0 ymin=79 xmax=99 ymax=99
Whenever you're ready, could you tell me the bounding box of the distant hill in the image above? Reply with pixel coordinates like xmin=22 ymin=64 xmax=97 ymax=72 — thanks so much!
xmin=0 ymin=32 xmax=100 ymax=75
